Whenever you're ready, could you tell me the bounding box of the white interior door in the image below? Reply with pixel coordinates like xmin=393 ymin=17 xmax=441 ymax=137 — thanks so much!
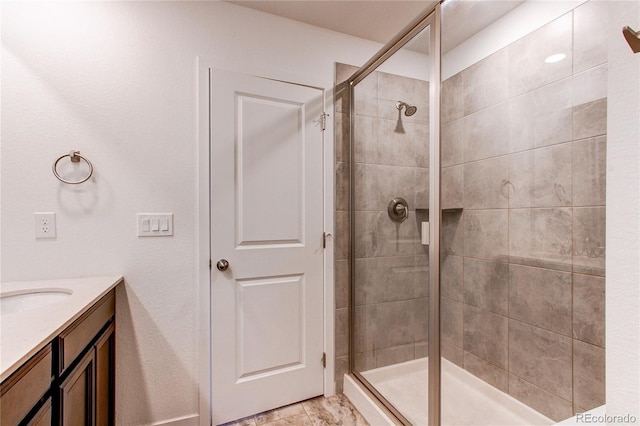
xmin=210 ymin=69 xmax=325 ymax=425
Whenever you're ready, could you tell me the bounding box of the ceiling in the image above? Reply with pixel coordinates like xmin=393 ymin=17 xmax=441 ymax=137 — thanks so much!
xmin=226 ymin=0 xmax=525 ymax=54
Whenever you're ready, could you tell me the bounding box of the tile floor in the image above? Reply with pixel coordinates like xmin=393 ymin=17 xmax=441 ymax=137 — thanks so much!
xmin=220 ymin=394 xmax=370 ymax=426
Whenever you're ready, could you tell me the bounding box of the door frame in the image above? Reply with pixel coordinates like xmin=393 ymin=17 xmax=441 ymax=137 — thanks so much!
xmin=196 ymin=58 xmax=335 ymax=426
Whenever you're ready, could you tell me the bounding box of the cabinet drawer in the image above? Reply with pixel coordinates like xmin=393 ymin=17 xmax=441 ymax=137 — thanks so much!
xmin=59 ymin=291 xmax=114 ymax=372
xmin=0 ymin=345 xmax=52 ymax=426
xmin=27 ymin=397 xmax=52 ymax=426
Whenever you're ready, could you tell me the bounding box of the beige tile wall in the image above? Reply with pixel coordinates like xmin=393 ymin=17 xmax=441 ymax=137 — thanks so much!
xmin=332 ymin=2 xmax=606 ymax=418
xmin=440 ymin=1 xmax=607 ymax=420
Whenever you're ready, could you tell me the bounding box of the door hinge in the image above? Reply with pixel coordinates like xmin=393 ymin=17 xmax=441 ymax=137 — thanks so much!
xmin=209 ymin=259 xmax=212 ymax=270
xmin=321 ymin=352 xmax=326 ymax=368
xmin=322 ymin=232 xmax=332 ymax=249
xmin=320 ymin=113 xmax=329 ymax=131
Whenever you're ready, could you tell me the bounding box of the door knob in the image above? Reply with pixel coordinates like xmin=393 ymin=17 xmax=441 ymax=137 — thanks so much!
xmin=216 ymin=259 xmax=229 ymax=271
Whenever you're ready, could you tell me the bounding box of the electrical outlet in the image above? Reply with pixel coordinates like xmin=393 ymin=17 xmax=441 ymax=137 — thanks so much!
xmin=35 ymin=212 xmax=56 ymax=239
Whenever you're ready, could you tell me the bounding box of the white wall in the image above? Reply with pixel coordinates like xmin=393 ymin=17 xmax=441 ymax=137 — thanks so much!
xmin=0 ymin=2 xmax=390 ymax=423
xmin=607 ymin=1 xmax=640 ymax=421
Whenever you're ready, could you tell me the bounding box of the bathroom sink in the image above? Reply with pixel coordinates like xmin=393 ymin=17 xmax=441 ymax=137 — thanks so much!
xmin=0 ymin=288 xmax=73 ymax=315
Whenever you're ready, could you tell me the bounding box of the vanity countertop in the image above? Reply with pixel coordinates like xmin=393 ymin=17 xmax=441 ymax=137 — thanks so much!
xmin=0 ymin=276 xmax=123 ymax=382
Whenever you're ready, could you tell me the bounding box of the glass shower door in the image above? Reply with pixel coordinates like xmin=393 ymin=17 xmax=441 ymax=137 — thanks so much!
xmin=347 ymin=12 xmax=439 ymax=425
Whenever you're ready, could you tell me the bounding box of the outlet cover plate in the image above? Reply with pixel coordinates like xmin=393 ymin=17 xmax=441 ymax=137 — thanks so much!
xmin=35 ymin=212 xmax=56 ymax=239
xmin=137 ymin=213 xmax=173 ymax=237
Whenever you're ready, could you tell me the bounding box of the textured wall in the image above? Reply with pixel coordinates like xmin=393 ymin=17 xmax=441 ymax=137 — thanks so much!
xmin=440 ymin=2 xmax=607 ymax=421
xmin=1 ymin=2 xmax=392 ymax=423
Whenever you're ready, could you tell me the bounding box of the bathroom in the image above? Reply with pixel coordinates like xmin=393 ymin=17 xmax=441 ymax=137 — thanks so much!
xmin=0 ymin=1 xmax=638 ymax=425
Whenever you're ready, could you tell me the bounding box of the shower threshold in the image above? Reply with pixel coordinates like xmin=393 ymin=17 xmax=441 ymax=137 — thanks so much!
xmin=347 ymin=357 xmax=554 ymax=426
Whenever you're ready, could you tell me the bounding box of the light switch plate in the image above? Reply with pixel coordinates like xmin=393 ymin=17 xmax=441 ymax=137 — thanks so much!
xmin=137 ymin=213 xmax=173 ymax=237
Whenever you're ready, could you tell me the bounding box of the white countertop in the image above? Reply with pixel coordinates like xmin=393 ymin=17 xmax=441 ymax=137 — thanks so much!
xmin=0 ymin=276 xmax=123 ymax=382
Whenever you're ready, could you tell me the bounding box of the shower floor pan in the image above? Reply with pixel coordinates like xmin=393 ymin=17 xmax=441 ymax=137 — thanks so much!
xmin=357 ymin=357 xmax=554 ymax=426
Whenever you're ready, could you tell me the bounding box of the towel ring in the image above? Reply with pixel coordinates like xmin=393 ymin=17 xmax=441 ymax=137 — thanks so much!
xmin=53 ymin=150 xmax=93 ymax=184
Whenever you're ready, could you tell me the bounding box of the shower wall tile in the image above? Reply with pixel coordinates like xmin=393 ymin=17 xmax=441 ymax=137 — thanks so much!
xmin=415 ymin=168 xmax=429 ymax=210
xmin=354 ymin=72 xmax=378 ymax=117
xmin=336 ymin=62 xmax=358 ymax=86
xmin=336 ymin=161 xmax=349 ymax=211
xmin=336 ymin=308 xmax=349 ymax=358
xmin=334 ymin=81 xmax=350 ymax=115
xmin=573 ymin=98 xmax=607 ymax=140
xmin=573 ymin=136 xmax=606 ymax=207
xmin=442 ymin=342 xmax=463 ymax=367
xmin=369 ymin=119 xmax=428 ymax=167
xmin=509 ymin=208 xmax=572 ymax=271
xmin=335 ymin=356 xmax=349 ymax=393
xmin=509 ymin=77 xmax=573 ymax=151
xmin=442 ymin=119 xmax=463 ymax=167
xmin=375 ymin=343 xmax=416 ymax=368
xmin=463 ymin=156 xmax=509 ymax=209
xmin=509 ymin=320 xmax=573 ymax=400
xmin=508 ymin=13 xmax=573 ymax=97
xmin=442 ymin=72 xmax=463 ymax=123
xmin=463 ymin=102 xmax=510 ymax=162
xmin=335 ymin=259 xmax=349 ymax=310
xmin=335 ymin=211 xmax=349 ymax=261
xmin=509 ymin=264 xmax=572 ymax=336
xmin=372 ymin=298 xmax=428 ymax=349
xmin=573 ymin=273 xmax=605 ymax=347
xmin=573 ymin=64 xmax=607 ymax=107
xmin=573 ymin=1 xmax=609 ymax=74
xmin=573 ymin=207 xmax=605 ymax=276
xmin=463 ymin=210 xmax=508 ymax=261
xmin=441 ymin=255 xmax=463 ymax=302
xmin=353 ymin=304 xmax=375 ymax=352
xmin=442 ymin=210 xmax=464 ymax=256
xmin=441 ymin=298 xmax=463 ymax=347
xmin=354 ymin=115 xmax=377 ymax=164
xmin=378 ymin=72 xmax=429 ymax=125
xmin=415 ymin=341 xmax=428 ymax=359
xmin=335 ymin=112 xmax=350 ymax=163
xmin=354 ymin=163 xmax=416 ymax=211
xmin=462 ymin=48 xmax=509 ymax=116
xmin=508 ymin=151 xmax=535 ymax=208
xmin=354 ymin=255 xmax=427 ymax=306
xmin=354 ymin=211 xmax=417 ymax=258
xmin=463 ymin=352 xmax=509 ymax=393
xmin=508 ymin=375 xmax=574 ymax=422
xmin=463 ymin=258 xmax=508 ymax=316
xmin=442 ymin=165 xmax=464 ymax=210
xmin=354 ymin=351 xmax=375 ymax=373
xmin=573 ymin=340 xmax=606 ymax=410
xmin=463 ymin=305 xmax=508 ymax=369
xmin=533 ymin=142 xmax=573 ymax=207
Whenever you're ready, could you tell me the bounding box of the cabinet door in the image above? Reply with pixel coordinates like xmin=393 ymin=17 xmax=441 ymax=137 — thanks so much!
xmin=95 ymin=324 xmax=114 ymax=426
xmin=59 ymin=351 xmax=94 ymax=426
xmin=27 ymin=398 xmax=52 ymax=426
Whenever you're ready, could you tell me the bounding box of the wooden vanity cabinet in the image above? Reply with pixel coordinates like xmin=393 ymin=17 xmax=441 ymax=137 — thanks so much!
xmin=0 ymin=345 xmax=53 ymax=426
xmin=0 ymin=289 xmax=116 ymax=426
xmin=56 ymin=291 xmax=115 ymax=426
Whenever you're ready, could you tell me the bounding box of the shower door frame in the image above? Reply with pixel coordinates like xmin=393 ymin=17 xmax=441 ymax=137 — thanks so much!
xmin=347 ymin=3 xmax=442 ymax=425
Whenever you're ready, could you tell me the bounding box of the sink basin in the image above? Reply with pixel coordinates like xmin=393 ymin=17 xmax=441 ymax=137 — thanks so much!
xmin=0 ymin=288 xmax=73 ymax=314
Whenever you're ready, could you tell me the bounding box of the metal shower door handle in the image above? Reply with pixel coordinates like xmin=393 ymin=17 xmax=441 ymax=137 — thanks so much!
xmin=216 ymin=259 xmax=229 ymax=271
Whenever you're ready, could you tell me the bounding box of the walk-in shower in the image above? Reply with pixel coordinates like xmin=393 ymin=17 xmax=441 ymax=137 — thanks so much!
xmin=337 ymin=0 xmax=607 ymax=424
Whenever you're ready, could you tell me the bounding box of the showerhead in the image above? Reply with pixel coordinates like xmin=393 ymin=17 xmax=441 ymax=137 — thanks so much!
xmin=396 ymin=101 xmax=418 ymax=117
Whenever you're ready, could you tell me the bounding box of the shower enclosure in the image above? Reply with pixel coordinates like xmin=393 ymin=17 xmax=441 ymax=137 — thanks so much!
xmin=337 ymin=1 xmax=607 ymax=425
